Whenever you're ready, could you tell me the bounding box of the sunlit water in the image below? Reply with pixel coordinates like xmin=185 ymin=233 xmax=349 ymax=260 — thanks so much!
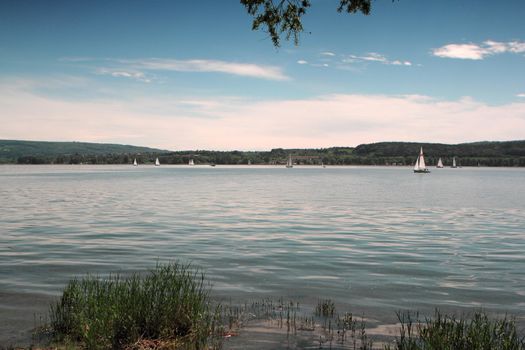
xmin=1 ymin=165 xmax=524 ymax=345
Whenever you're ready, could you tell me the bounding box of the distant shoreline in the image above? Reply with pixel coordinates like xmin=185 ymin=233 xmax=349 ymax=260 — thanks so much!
xmin=2 ymin=139 xmax=525 ymax=167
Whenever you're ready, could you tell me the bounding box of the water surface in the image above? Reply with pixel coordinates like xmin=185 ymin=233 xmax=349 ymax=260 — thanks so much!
xmin=1 ymin=165 xmax=524 ymax=344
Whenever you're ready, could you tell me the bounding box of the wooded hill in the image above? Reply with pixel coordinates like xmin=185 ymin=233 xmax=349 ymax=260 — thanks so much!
xmin=2 ymin=139 xmax=525 ymax=166
xmin=0 ymin=140 xmax=167 ymax=164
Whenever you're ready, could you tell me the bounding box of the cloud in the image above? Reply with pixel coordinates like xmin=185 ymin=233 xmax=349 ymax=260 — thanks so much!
xmin=96 ymin=68 xmax=152 ymax=83
xmin=1 ymin=79 xmax=524 ymax=150
xmin=360 ymin=53 xmax=388 ymax=63
xmin=321 ymin=51 xmax=336 ymax=56
xmin=62 ymin=57 xmax=290 ymax=81
xmin=297 ymin=60 xmax=308 ymax=64
xmin=432 ymin=40 xmax=525 ymax=60
xmin=122 ymin=58 xmax=290 ymax=81
xmin=517 ymin=93 xmax=525 ymax=98
xmin=341 ymin=53 xmax=412 ymax=67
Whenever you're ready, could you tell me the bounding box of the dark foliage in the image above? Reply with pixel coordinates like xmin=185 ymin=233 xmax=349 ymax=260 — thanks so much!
xmin=241 ymin=0 xmax=373 ymax=46
xmin=3 ymin=139 xmax=525 ymax=166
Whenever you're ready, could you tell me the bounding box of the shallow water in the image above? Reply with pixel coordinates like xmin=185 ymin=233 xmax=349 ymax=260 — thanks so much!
xmin=1 ymin=165 xmax=524 ymax=345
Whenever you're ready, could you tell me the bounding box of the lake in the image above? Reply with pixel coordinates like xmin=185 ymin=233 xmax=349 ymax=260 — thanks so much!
xmin=1 ymin=165 xmax=524 ymax=345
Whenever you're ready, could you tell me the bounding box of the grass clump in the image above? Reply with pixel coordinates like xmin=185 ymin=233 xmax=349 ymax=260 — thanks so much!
xmin=315 ymin=299 xmax=335 ymax=318
xmin=392 ymin=309 xmax=525 ymax=350
xmin=49 ymin=262 xmax=221 ymax=349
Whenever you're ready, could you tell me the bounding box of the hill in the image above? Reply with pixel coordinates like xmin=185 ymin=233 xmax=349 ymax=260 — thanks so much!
xmin=0 ymin=140 xmax=169 ymax=164
xmin=1 ymin=139 xmax=524 ymax=166
xmin=352 ymin=141 xmax=525 ymax=167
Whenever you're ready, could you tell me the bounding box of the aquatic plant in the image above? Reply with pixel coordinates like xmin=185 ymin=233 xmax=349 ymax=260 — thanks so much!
xmin=315 ymin=299 xmax=336 ymax=318
xmin=49 ymin=262 xmax=222 ymax=349
xmin=391 ymin=309 xmax=525 ymax=350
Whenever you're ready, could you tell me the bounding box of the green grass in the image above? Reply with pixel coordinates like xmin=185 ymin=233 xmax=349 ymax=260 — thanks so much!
xmin=49 ymin=262 xmax=221 ymax=349
xmin=315 ymin=299 xmax=335 ymax=318
xmin=390 ymin=309 xmax=525 ymax=350
xmin=43 ymin=265 xmax=525 ymax=350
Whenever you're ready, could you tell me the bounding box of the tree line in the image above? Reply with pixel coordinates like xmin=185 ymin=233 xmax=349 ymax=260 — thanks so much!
xmin=13 ymin=141 xmax=525 ymax=167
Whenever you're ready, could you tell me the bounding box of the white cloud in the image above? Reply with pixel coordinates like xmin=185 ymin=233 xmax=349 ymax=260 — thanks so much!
xmin=1 ymin=79 xmax=524 ymax=150
xmin=321 ymin=51 xmax=336 ymax=56
xmin=297 ymin=60 xmax=308 ymax=64
xmin=517 ymin=93 xmax=525 ymax=98
xmin=360 ymin=52 xmax=388 ymax=63
xmin=122 ymin=58 xmax=289 ymax=81
xmin=62 ymin=57 xmax=290 ymax=81
xmin=432 ymin=40 xmax=525 ymax=60
xmin=96 ymin=69 xmax=152 ymax=83
xmin=341 ymin=53 xmax=412 ymax=67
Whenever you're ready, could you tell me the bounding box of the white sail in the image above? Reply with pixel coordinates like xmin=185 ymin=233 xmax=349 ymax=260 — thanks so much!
xmin=133 ymin=158 xmax=137 ymax=166
xmin=452 ymin=157 xmax=456 ymax=168
xmin=189 ymin=159 xmax=194 ymax=166
xmin=414 ymin=147 xmax=429 ymax=173
xmin=155 ymin=158 xmax=160 ymax=166
xmin=437 ymin=158 xmax=443 ymax=168
xmin=413 ymin=156 xmax=419 ymax=171
xmin=419 ymin=148 xmax=426 ymax=169
xmin=286 ymin=154 xmax=293 ymax=168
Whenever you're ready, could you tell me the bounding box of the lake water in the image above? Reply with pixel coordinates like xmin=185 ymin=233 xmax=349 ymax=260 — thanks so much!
xmin=1 ymin=165 xmax=524 ymax=345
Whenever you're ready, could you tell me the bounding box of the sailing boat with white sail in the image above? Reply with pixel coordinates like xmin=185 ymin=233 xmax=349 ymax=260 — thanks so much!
xmin=413 ymin=147 xmax=430 ymax=173
xmin=436 ymin=157 xmax=443 ymax=168
xmin=133 ymin=158 xmax=138 ymax=166
xmin=189 ymin=159 xmax=195 ymax=166
xmin=451 ymin=157 xmax=457 ymax=168
xmin=286 ymin=154 xmax=293 ymax=168
xmin=155 ymin=158 xmax=160 ymax=166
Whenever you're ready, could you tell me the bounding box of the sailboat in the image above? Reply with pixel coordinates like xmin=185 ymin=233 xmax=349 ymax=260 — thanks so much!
xmin=188 ymin=159 xmax=195 ymax=166
xmin=436 ymin=158 xmax=444 ymax=168
xmin=133 ymin=158 xmax=138 ymax=166
xmin=413 ymin=147 xmax=430 ymax=173
xmin=451 ymin=157 xmax=457 ymax=168
xmin=286 ymin=154 xmax=293 ymax=168
xmin=248 ymin=160 xmax=251 ymax=165
xmin=155 ymin=158 xmax=160 ymax=167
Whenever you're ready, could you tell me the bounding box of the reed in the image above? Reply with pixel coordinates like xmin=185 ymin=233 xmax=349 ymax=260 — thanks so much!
xmin=391 ymin=309 xmax=525 ymax=350
xmin=49 ymin=262 xmax=221 ymax=349
xmin=315 ymin=299 xmax=335 ymax=318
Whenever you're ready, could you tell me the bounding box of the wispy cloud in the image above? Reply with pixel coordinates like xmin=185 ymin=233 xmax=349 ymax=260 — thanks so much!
xmin=96 ymin=68 xmax=152 ymax=83
xmin=2 ymin=78 xmax=524 ymax=150
xmin=517 ymin=93 xmax=525 ymax=98
xmin=122 ymin=58 xmax=290 ymax=81
xmin=62 ymin=57 xmax=290 ymax=81
xmin=432 ymin=40 xmax=525 ymax=60
xmin=341 ymin=53 xmax=413 ymax=66
xmin=297 ymin=60 xmax=308 ymax=65
xmin=321 ymin=51 xmax=336 ymax=57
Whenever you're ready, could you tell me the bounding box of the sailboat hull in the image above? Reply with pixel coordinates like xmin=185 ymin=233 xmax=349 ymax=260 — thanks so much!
xmin=414 ymin=169 xmax=430 ymax=173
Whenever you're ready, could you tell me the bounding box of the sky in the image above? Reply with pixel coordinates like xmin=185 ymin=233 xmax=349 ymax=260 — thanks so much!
xmin=1 ymin=0 xmax=525 ymax=150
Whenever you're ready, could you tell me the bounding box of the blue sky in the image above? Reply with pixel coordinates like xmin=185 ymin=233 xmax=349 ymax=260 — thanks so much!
xmin=1 ymin=0 xmax=524 ymax=150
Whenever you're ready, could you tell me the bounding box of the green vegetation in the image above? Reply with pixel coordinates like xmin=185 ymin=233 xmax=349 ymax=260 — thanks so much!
xmin=2 ymin=139 xmax=525 ymax=166
xmin=315 ymin=299 xmax=336 ymax=318
xmin=0 ymin=140 xmax=167 ymax=164
xmin=213 ymin=297 xmax=525 ymax=350
xmin=29 ymin=275 xmax=525 ymax=350
xmin=390 ymin=310 xmax=525 ymax=350
xmin=353 ymin=141 xmax=525 ymax=167
xmin=241 ymin=0 xmax=373 ymax=47
xmin=48 ymin=263 xmax=221 ymax=349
